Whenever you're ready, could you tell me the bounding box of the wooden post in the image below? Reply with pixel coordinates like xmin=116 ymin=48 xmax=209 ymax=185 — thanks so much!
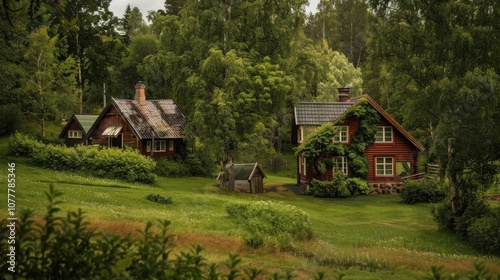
xmin=447 ymin=138 xmax=457 ymax=213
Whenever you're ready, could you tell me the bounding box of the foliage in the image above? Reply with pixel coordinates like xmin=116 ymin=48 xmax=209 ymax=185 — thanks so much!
xmin=366 ymin=0 xmax=500 ymax=248
xmin=345 ymin=177 xmax=372 ymax=195
xmin=0 ymin=104 xmax=21 ymax=136
xmin=309 ymin=172 xmax=350 ymax=198
xmin=295 ymin=123 xmax=344 ymax=159
xmin=309 ymin=172 xmax=371 ymax=198
xmin=155 ymin=158 xmax=190 ymax=177
xmin=296 ymin=99 xmax=379 ymax=180
xmin=8 ymin=133 xmax=156 ymax=184
xmin=400 ymin=179 xmax=447 ymax=205
xmin=424 ymin=263 xmax=500 ymax=280
xmin=146 ymin=194 xmax=173 ymax=205
xmin=226 ymin=201 xmax=314 ymax=248
xmin=0 ymin=185 xmax=313 ymax=279
xmin=468 ymin=207 xmax=500 ymax=255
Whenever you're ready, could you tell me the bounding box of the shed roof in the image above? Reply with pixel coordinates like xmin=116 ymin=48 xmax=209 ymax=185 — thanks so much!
xmin=294 ymin=102 xmax=355 ymax=125
xmin=92 ymin=97 xmax=189 ymax=140
xmin=217 ymin=163 xmax=267 ymax=181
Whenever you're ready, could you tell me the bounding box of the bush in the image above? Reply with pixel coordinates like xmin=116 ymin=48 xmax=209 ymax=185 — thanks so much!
xmin=226 ymin=201 xmax=314 ymax=248
xmin=155 ymin=158 xmax=190 ymax=177
xmin=468 ymin=207 xmax=500 ymax=255
xmin=311 ymin=172 xmax=348 ymax=198
xmin=146 ymin=194 xmax=173 ymax=205
xmin=7 ymin=133 xmax=156 ymax=184
xmin=400 ymin=178 xmax=446 ymax=204
xmin=346 ymin=178 xmax=372 ymax=195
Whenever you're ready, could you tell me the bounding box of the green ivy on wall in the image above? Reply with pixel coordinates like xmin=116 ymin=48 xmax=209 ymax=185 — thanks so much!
xmin=295 ymin=98 xmax=380 ymax=179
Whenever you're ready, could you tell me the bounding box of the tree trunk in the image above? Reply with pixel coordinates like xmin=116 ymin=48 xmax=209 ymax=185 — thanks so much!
xmin=448 ymin=138 xmax=457 ymax=213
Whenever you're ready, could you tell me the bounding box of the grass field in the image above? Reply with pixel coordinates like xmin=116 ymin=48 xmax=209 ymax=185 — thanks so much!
xmin=1 ymin=136 xmax=499 ymax=279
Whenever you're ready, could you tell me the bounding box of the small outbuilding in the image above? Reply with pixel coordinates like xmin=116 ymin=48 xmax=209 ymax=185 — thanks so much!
xmin=218 ymin=163 xmax=267 ymax=193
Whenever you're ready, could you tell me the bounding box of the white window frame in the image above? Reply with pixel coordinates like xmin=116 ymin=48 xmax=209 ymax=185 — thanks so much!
xmin=147 ymin=141 xmax=151 ymax=152
xmin=155 ymin=140 xmax=166 ymax=152
xmin=168 ymin=140 xmax=174 ymax=151
xmin=333 ymin=156 xmax=348 ymax=175
xmin=68 ymin=130 xmax=82 ymax=139
xmin=376 ymin=157 xmax=393 ymax=176
xmin=375 ymin=126 xmax=393 ymax=143
xmin=333 ymin=126 xmax=349 ymax=143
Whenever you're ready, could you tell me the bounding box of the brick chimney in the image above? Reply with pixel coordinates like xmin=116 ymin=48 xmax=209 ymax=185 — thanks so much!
xmin=338 ymin=85 xmax=351 ymax=102
xmin=134 ymin=81 xmax=146 ymax=105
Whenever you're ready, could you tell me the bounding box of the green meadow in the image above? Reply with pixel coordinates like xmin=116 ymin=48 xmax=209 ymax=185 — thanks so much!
xmin=1 ymin=137 xmax=499 ymax=279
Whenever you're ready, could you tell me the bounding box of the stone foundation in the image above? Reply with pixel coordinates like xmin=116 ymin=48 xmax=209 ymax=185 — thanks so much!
xmin=371 ymin=182 xmax=403 ymax=194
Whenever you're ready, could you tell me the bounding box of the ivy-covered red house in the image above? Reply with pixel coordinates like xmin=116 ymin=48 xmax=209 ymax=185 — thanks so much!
xmin=87 ymin=82 xmax=189 ymax=159
xmin=292 ymin=88 xmax=424 ymax=185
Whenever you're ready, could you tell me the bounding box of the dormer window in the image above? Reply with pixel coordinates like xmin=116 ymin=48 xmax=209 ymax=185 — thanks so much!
xmin=68 ymin=130 xmax=82 ymax=138
xmin=333 ymin=126 xmax=349 ymax=143
xmin=375 ymin=126 xmax=393 ymax=143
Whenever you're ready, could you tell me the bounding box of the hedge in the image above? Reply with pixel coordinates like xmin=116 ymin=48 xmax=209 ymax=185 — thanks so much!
xmin=8 ymin=132 xmax=156 ymax=184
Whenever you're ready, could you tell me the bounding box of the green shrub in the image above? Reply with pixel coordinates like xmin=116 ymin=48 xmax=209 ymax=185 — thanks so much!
xmin=146 ymin=194 xmax=173 ymax=205
xmin=226 ymin=201 xmax=314 ymax=248
xmin=432 ymin=200 xmax=456 ymax=231
xmin=345 ymin=177 xmax=372 ymax=195
xmin=400 ymin=178 xmax=446 ymax=204
xmin=467 ymin=207 xmax=500 ymax=255
xmin=155 ymin=158 xmax=190 ymax=177
xmin=309 ymin=172 xmax=354 ymax=198
xmin=0 ymin=186 xmax=305 ymax=279
xmin=7 ymin=133 xmax=156 ymax=184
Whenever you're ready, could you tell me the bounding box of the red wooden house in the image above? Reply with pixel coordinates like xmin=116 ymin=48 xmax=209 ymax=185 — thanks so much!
xmin=87 ymin=82 xmax=189 ymax=159
xmin=292 ymin=88 xmax=424 ymax=185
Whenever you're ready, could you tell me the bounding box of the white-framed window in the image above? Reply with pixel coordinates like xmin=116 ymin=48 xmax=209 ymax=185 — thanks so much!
xmin=301 ymin=155 xmax=307 ymax=176
xmin=298 ymin=126 xmax=304 ymax=143
xmin=376 ymin=157 xmax=393 ymax=176
xmin=168 ymin=140 xmax=174 ymax=151
xmin=147 ymin=141 xmax=151 ymax=152
xmin=333 ymin=156 xmax=348 ymax=175
xmin=68 ymin=130 xmax=82 ymax=139
xmin=155 ymin=140 xmax=166 ymax=152
xmin=375 ymin=126 xmax=393 ymax=143
xmin=333 ymin=126 xmax=349 ymax=143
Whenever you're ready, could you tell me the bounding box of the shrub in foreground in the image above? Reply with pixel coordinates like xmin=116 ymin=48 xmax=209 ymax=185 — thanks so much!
xmin=400 ymin=178 xmax=446 ymax=204
xmin=226 ymin=201 xmax=314 ymax=248
xmin=0 ymin=186 xmax=323 ymax=279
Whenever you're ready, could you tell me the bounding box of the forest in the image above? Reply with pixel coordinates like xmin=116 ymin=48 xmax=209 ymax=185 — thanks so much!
xmin=1 ymin=0 xmax=499 ymax=252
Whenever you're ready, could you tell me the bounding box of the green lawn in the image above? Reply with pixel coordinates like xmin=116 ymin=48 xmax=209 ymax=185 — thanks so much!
xmin=1 ymin=136 xmax=499 ymax=279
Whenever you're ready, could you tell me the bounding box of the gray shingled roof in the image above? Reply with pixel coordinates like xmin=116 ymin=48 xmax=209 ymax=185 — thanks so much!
xmin=112 ymin=98 xmax=188 ymax=139
xmin=294 ymin=102 xmax=355 ymax=125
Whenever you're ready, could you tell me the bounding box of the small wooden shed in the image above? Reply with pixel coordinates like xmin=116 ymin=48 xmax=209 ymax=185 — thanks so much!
xmin=218 ymin=163 xmax=267 ymax=193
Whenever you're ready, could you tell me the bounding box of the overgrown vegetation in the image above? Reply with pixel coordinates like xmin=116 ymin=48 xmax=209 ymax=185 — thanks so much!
xmin=226 ymin=201 xmax=314 ymax=248
xmin=146 ymin=194 xmax=173 ymax=205
xmin=400 ymin=178 xmax=447 ymax=204
xmin=155 ymin=154 xmax=213 ymax=177
xmin=0 ymin=186 xmax=326 ymax=279
xmin=295 ymin=99 xmax=380 ymax=180
xmin=8 ymin=132 xmax=156 ymax=184
xmin=433 ymin=198 xmax=500 ymax=255
xmin=309 ymin=172 xmax=372 ymax=198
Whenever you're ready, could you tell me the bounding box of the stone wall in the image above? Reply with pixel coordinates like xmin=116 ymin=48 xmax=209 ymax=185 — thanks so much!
xmin=371 ymin=182 xmax=403 ymax=194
